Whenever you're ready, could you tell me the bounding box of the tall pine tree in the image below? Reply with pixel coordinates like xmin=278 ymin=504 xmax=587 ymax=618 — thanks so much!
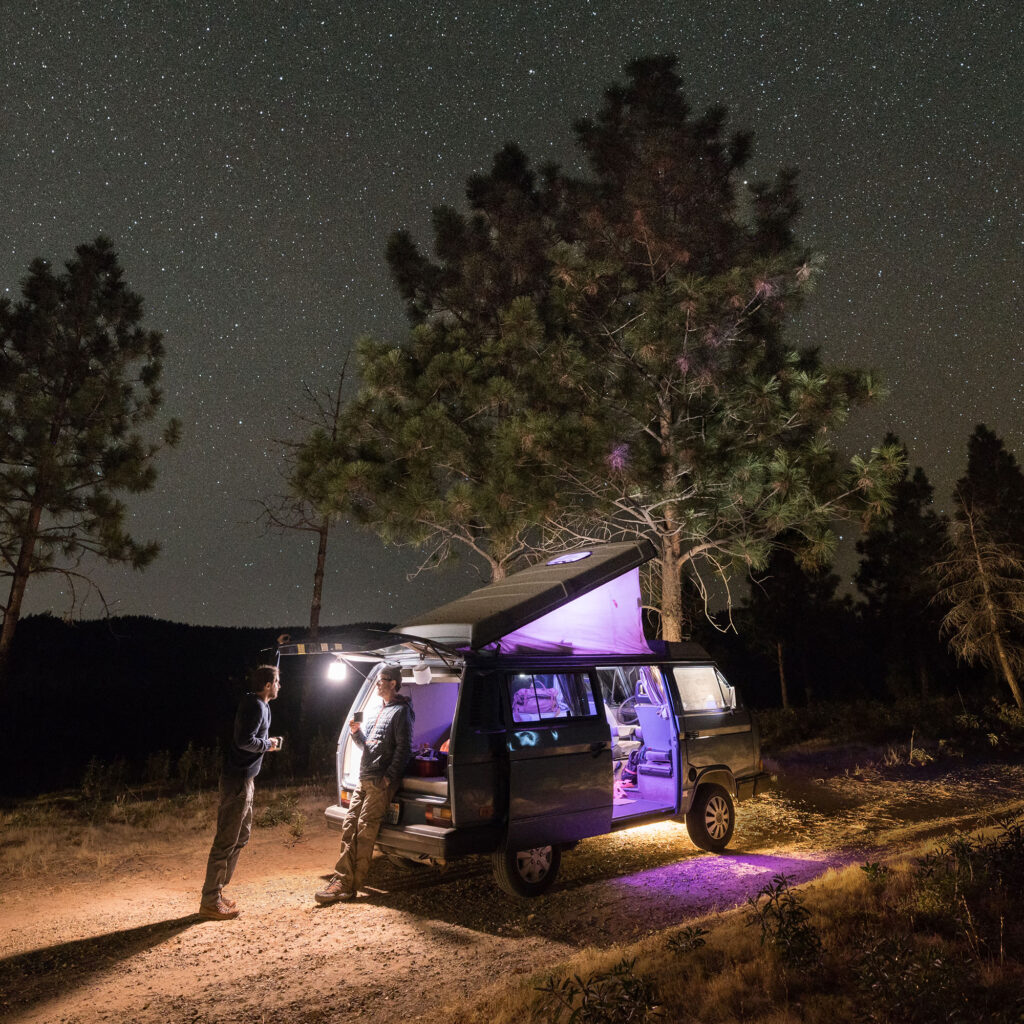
xmin=295 ymin=58 xmax=901 ymax=636
xmin=855 ymin=436 xmax=952 ymax=697
xmin=542 ymin=56 xmax=901 ymax=639
xmin=0 ymin=238 xmax=179 ymax=683
xmin=955 ymin=424 xmax=1024 ymax=548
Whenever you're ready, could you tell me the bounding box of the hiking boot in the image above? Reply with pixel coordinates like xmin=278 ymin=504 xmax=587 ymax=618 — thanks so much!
xmin=315 ymin=875 xmax=355 ymax=905
xmin=199 ymin=898 xmax=240 ymax=920
xmin=220 ymin=896 xmax=237 ymax=910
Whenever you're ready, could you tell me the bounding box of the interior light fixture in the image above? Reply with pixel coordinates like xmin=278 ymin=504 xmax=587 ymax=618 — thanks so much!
xmin=326 ymin=655 xmax=347 ymax=682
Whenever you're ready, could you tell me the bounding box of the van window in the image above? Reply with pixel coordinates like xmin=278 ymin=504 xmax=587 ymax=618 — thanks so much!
xmin=596 ymin=664 xmax=668 ymax=708
xmin=671 ymin=664 xmax=734 ymax=712
xmin=509 ymin=672 xmax=597 ymax=722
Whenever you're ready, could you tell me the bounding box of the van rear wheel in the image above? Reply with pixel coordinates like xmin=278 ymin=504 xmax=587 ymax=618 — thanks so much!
xmin=685 ymin=784 xmax=735 ymax=852
xmin=492 ymin=842 xmax=561 ymax=897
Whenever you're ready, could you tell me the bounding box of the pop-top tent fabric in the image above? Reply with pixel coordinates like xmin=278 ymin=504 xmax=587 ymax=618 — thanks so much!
xmin=399 ymin=541 xmax=658 ymax=655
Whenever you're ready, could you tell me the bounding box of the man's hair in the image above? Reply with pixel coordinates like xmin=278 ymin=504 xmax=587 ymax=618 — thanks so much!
xmin=252 ymin=664 xmax=280 ymax=690
xmin=380 ymin=665 xmax=402 ymax=689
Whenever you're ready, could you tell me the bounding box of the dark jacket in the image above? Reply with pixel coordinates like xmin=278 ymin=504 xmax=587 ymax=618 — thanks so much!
xmin=224 ymin=693 xmax=273 ymax=779
xmin=353 ymin=694 xmax=414 ymax=784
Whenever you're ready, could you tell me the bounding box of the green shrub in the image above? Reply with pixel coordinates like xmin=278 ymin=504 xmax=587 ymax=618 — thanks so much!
xmin=745 ymin=873 xmax=822 ymax=968
xmin=536 ymin=958 xmax=661 ymax=1024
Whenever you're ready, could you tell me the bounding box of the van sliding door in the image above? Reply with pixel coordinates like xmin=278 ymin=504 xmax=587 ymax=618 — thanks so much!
xmin=505 ymin=670 xmax=613 ymax=850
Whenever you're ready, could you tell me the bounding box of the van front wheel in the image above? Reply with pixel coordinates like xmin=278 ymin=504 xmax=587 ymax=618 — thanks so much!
xmin=685 ymin=784 xmax=735 ymax=852
xmin=492 ymin=842 xmax=561 ymax=897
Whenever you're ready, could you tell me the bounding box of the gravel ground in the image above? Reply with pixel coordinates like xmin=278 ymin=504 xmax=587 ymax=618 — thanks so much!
xmin=2 ymin=749 xmax=1023 ymax=1024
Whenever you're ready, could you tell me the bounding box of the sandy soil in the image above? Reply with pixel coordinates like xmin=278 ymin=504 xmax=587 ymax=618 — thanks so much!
xmin=2 ymin=751 xmax=1023 ymax=1024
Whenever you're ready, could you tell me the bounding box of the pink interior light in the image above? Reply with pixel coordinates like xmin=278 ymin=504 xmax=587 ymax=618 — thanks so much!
xmin=491 ymin=568 xmax=654 ymax=655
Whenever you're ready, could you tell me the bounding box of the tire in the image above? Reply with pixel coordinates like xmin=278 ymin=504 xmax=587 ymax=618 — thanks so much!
xmin=685 ymin=784 xmax=735 ymax=852
xmin=491 ymin=842 xmax=562 ymax=897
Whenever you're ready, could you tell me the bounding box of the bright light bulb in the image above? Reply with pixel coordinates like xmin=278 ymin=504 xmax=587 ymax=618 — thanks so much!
xmin=326 ymin=658 xmax=347 ymax=682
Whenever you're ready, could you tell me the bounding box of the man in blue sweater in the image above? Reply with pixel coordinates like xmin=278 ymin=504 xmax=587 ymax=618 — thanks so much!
xmin=315 ymin=664 xmax=414 ymax=904
xmin=200 ymin=664 xmax=282 ymax=920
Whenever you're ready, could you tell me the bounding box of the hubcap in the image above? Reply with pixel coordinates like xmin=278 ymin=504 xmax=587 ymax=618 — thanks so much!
xmin=705 ymin=795 xmax=730 ymax=840
xmin=515 ymin=846 xmax=553 ymax=883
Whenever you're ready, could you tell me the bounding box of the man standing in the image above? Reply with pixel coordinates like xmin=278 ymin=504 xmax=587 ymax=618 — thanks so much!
xmin=200 ymin=664 xmax=282 ymax=920
xmin=315 ymin=664 xmax=413 ymax=904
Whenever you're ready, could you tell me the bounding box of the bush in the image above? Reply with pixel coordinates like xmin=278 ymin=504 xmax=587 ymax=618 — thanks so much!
xmin=745 ymin=873 xmax=822 ymax=968
xmin=536 ymin=957 xmax=661 ymax=1024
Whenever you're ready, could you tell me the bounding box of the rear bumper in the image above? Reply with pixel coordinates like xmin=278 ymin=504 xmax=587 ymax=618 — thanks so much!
xmin=324 ymin=804 xmax=500 ymax=860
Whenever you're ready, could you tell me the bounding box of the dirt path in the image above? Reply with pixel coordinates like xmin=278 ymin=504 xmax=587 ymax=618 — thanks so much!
xmin=3 ymin=754 xmax=1023 ymax=1024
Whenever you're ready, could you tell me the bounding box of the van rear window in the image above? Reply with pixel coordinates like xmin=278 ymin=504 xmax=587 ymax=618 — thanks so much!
xmin=509 ymin=672 xmax=597 ymax=722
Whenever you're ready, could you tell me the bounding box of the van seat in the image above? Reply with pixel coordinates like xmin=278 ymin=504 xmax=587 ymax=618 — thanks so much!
xmin=634 ymin=703 xmax=675 ymax=777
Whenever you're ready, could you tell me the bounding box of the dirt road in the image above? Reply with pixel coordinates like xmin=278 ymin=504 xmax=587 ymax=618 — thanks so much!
xmin=3 ymin=752 xmax=1023 ymax=1024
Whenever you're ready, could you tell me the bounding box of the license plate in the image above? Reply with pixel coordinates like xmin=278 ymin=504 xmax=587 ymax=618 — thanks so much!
xmin=386 ymin=801 xmax=401 ymax=825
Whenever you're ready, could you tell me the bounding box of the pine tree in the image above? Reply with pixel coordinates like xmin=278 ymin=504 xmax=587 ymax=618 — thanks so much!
xmin=293 ymin=147 xmax=579 ymax=581
xmin=738 ymin=542 xmax=847 ymax=707
xmin=0 ymin=238 xmax=179 ymax=682
xmin=933 ymin=494 xmax=1024 ymax=709
xmin=295 ymin=58 xmax=901 ymax=630
xmin=955 ymin=424 xmax=1024 ymax=548
xmin=542 ymin=56 xmax=901 ymax=639
xmin=855 ymin=436 xmax=952 ymax=697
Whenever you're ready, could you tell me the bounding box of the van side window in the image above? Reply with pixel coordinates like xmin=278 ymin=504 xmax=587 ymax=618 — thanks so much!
xmin=509 ymin=672 xmax=596 ymax=722
xmin=671 ymin=664 xmax=733 ymax=712
xmin=597 ymin=664 xmax=668 ymax=709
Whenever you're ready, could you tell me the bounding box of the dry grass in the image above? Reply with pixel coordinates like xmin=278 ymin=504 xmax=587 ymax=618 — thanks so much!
xmin=0 ymin=783 xmax=325 ymax=880
xmin=454 ymin=820 xmax=1024 ymax=1024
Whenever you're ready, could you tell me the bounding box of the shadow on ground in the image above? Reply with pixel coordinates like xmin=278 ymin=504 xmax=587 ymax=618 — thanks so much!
xmin=0 ymin=915 xmax=199 ymax=1017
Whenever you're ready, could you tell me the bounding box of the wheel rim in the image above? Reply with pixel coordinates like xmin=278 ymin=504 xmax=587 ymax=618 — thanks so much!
xmin=704 ymin=795 xmax=731 ymax=840
xmin=515 ymin=846 xmax=553 ymax=883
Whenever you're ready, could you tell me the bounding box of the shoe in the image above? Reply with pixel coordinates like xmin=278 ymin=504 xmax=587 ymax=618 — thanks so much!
xmin=315 ymin=875 xmax=355 ymax=905
xmin=199 ymin=898 xmax=240 ymax=920
xmin=221 ymin=896 xmax=237 ymax=910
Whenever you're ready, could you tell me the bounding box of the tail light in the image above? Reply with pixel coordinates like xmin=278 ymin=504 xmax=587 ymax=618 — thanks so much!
xmin=425 ymin=805 xmax=452 ymax=826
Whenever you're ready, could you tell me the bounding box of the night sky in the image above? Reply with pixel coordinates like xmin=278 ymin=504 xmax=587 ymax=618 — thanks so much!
xmin=3 ymin=1 xmax=1020 ymax=629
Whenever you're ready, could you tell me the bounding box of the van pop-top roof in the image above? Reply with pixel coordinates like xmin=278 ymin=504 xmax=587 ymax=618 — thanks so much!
xmin=277 ymin=541 xmax=708 ymax=661
xmin=400 ymin=540 xmax=658 ymax=655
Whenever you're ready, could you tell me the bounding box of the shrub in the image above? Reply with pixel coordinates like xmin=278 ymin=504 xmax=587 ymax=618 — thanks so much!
xmin=536 ymin=957 xmax=662 ymax=1023
xmin=745 ymin=873 xmax=822 ymax=968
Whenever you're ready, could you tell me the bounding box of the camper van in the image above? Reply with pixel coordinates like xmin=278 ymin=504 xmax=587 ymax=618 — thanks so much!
xmin=278 ymin=541 xmax=770 ymax=897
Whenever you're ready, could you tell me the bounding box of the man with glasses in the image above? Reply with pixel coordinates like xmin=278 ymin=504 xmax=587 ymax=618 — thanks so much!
xmin=315 ymin=664 xmax=414 ymax=904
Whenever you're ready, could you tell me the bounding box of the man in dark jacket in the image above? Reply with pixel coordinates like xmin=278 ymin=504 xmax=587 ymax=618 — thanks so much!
xmin=315 ymin=664 xmax=414 ymax=904
xmin=199 ymin=664 xmax=282 ymax=920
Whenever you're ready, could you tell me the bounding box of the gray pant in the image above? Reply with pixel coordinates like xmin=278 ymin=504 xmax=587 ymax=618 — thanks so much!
xmin=333 ymin=776 xmax=397 ymax=893
xmin=201 ymin=774 xmax=255 ymax=906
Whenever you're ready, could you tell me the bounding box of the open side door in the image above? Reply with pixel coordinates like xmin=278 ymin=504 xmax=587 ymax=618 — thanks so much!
xmin=503 ymin=668 xmax=613 ymax=849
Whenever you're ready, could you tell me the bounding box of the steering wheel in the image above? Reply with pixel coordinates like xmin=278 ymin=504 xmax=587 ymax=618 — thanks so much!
xmin=617 ymin=694 xmax=642 ymax=725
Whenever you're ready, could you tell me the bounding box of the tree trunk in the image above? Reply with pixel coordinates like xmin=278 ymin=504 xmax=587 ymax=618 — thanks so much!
xmin=966 ymin=509 xmax=1024 ymax=710
xmin=777 ymin=640 xmax=789 ymax=709
xmin=309 ymin=519 xmax=329 ymax=639
xmin=0 ymin=503 xmax=43 ymax=686
xmin=659 ymin=537 xmax=683 ymax=642
xmin=992 ymin=630 xmax=1024 ymax=710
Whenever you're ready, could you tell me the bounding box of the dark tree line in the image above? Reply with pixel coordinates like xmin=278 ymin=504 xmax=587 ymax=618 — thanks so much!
xmin=715 ymin=425 xmax=1024 ymax=711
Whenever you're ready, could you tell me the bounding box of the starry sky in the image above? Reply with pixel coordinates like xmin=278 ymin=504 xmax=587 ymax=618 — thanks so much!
xmin=2 ymin=1 xmax=1020 ymax=628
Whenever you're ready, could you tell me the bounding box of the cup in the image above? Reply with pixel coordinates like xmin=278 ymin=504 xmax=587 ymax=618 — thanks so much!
xmin=352 ymin=711 xmax=363 ymax=724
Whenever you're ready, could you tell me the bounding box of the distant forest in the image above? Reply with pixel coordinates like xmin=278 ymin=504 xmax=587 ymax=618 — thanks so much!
xmin=0 ymin=614 xmax=382 ymax=798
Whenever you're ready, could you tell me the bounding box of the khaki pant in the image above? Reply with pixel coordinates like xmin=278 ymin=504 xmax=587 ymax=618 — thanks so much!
xmin=333 ymin=776 xmax=397 ymax=893
xmin=202 ymin=774 xmax=255 ymax=906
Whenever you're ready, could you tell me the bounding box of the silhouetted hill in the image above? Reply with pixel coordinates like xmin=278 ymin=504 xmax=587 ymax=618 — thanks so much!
xmin=0 ymin=615 xmax=391 ymax=797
